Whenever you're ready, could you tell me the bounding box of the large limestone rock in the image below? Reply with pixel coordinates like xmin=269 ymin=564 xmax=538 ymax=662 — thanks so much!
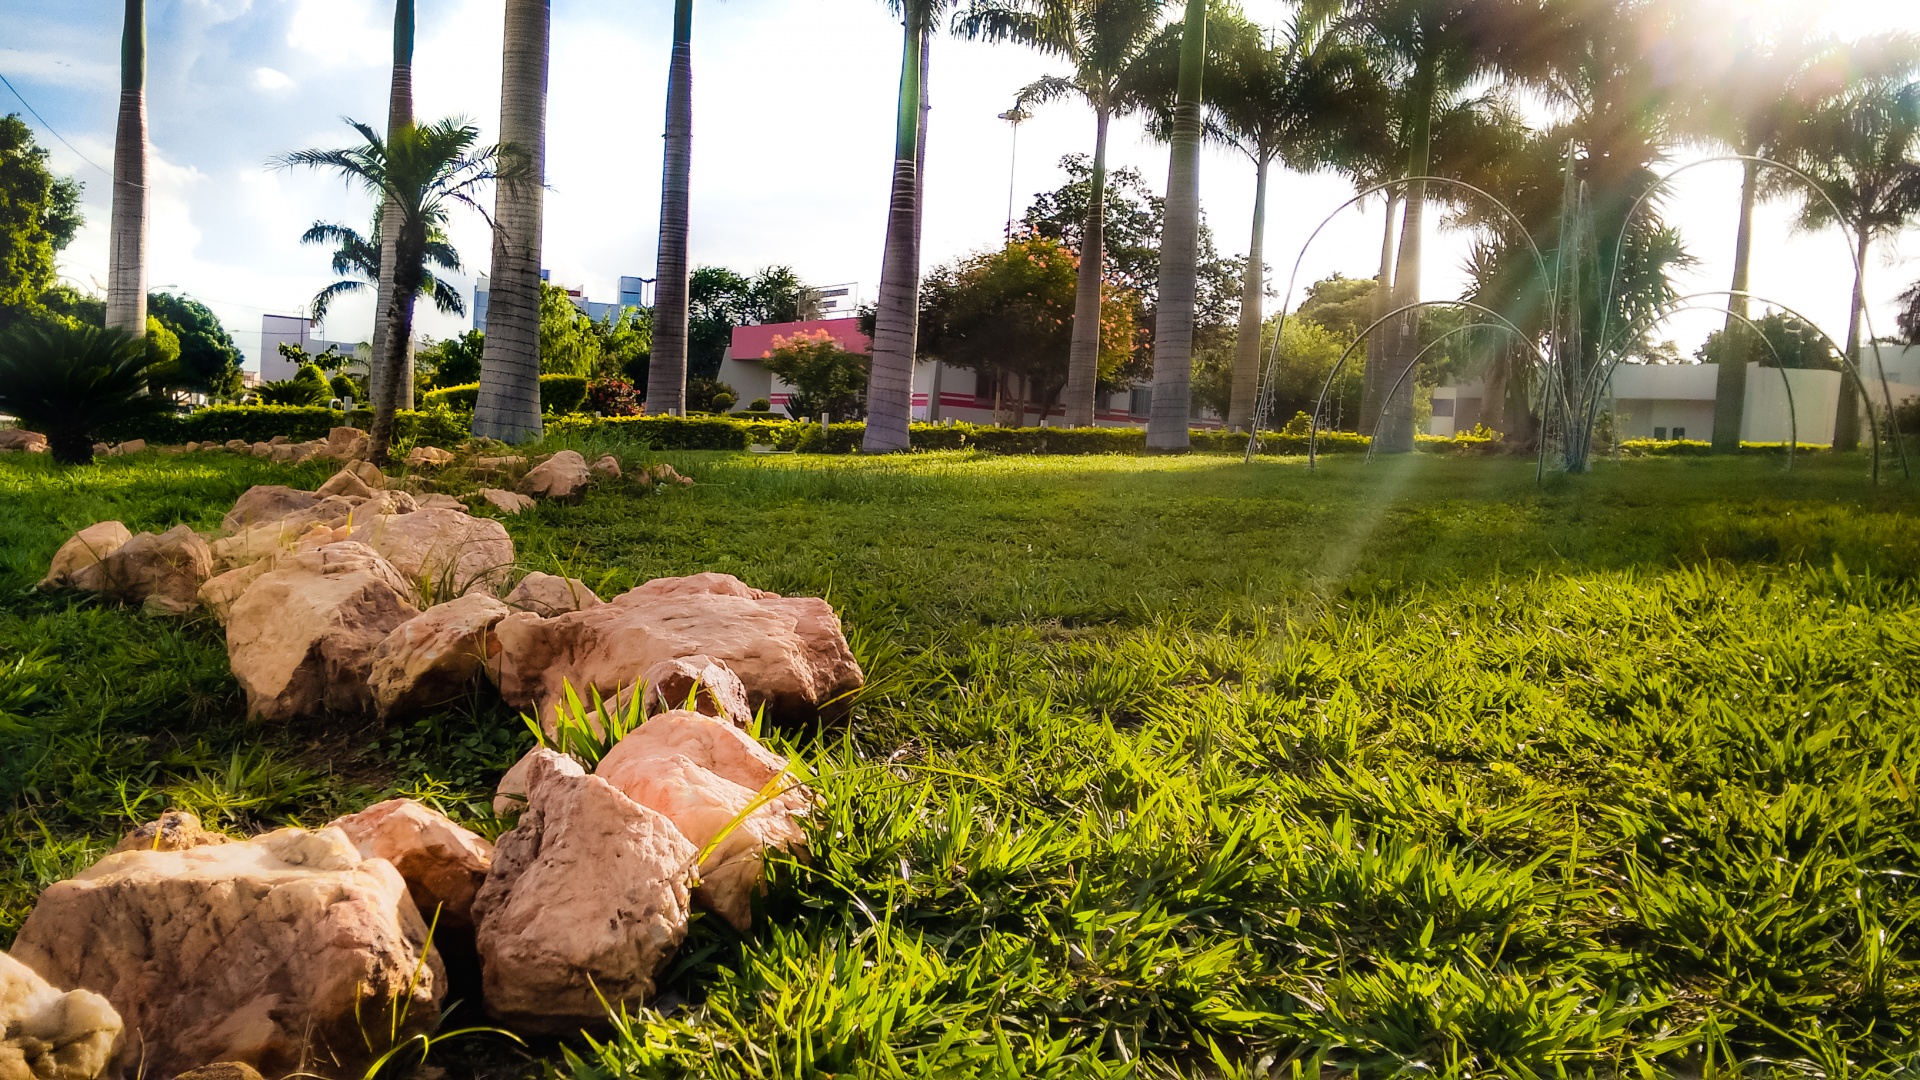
xmin=39 ymin=522 xmax=134 ymax=592
xmin=226 ymin=559 xmax=420 ymax=720
xmin=597 ymin=711 xmax=802 ymax=810
xmin=10 ymin=827 xmax=444 ymax=1080
xmin=518 ymin=450 xmax=591 ymax=501
xmin=329 ymin=800 xmax=493 ymax=929
xmin=503 ymin=572 xmax=603 ymax=618
xmin=348 ymin=509 xmax=514 ymax=599
xmin=471 ymin=751 xmax=695 ymax=1032
xmin=0 ymin=428 xmax=49 ymax=454
xmin=97 ymin=526 xmax=213 ymax=615
xmin=222 ymin=487 xmax=321 ymax=534
xmin=0 ymin=950 xmax=122 ymax=1080
xmin=210 ymin=498 xmax=364 ymax=570
xmin=595 ymin=720 xmax=808 ymax=931
xmin=367 ymin=592 xmax=511 ymax=717
xmin=489 ymin=574 xmax=863 ymax=729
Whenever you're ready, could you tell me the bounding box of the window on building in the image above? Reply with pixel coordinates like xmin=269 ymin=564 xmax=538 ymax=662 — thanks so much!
xmin=974 ymin=370 xmax=995 ymax=402
xmin=1671 ymin=427 xmax=1686 ymax=440
xmin=1130 ymin=387 xmax=1152 ymax=417
xmin=1432 ymin=399 xmax=1455 ymax=418
xmin=1654 ymin=426 xmax=1668 ymax=440
xmin=1096 ymin=389 xmax=1112 ymax=413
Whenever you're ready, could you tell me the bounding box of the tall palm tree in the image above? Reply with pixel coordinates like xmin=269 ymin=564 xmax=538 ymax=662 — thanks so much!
xmin=959 ymin=0 xmax=1169 ymax=429
xmin=368 ymin=0 xmax=416 ymax=409
xmin=864 ymin=0 xmax=954 ymax=452
xmin=281 ymin=119 xmax=504 ymax=463
xmin=301 ymin=216 xmax=465 ymax=327
xmin=1145 ymin=0 xmax=1208 ymax=451
xmin=1204 ymin=4 xmax=1370 ymax=432
xmin=647 ymin=0 xmax=695 ymax=416
xmin=105 ymin=0 xmax=148 ymax=339
xmin=474 ymin=0 xmax=551 ymax=443
xmin=1778 ymin=54 xmax=1920 ymax=452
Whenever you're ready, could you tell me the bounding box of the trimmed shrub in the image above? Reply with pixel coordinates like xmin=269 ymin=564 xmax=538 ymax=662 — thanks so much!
xmin=421 ymin=382 xmax=479 ymax=411
xmin=423 ymin=374 xmax=588 ymax=414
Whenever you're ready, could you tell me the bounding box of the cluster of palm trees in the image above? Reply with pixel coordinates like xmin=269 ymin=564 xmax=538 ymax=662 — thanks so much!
xmin=96 ymin=0 xmax=1919 ymax=460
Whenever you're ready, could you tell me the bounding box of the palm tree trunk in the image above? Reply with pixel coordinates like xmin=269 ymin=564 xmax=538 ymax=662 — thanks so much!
xmin=915 ymin=31 xmax=930 ymax=252
xmin=862 ymin=12 xmax=925 ymax=454
xmin=369 ymin=0 xmax=415 ymax=415
xmin=1146 ymin=0 xmax=1207 ymax=452
xmin=1710 ymin=155 xmax=1759 ymax=453
xmin=1062 ymin=106 xmax=1111 ymax=429
xmin=647 ymin=0 xmax=695 ymax=416
xmin=370 ymin=225 xmax=425 ymax=464
xmin=1227 ymin=153 xmax=1269 ymax=433
xmin=106 ymin=0 xmax=148 ymax=339
xmin=1357 ymin=190 xmax=1400 ymax=435
xmin=473 ymin=0 xmax=550 ymax=443
xmin=1834 ymin=224 xmax=1870 ymax=452
xmin=1376 ymin=69 xmax=1434 ymax=455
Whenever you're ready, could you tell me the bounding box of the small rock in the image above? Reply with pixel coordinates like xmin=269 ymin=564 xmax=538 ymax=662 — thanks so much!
xmin=173 ymin=1064 xmax=266 ymax=1080
xmin=598 ymin=711 xmax=802 ymax=805
xmin=0 ymin=949 xmax=122 ymax=1080
xmin=113 ymin=811 xmax=228 ymax=855
xmin=316 ymin=466 xmax=375 ymax=500
xmin=222 ymin=486 xmax=321 ymax=534
xmin=639 ymin=655 xmax=755 ymax=728
xmin=97 ymin=525 xmax=213 ymax=615
xmin=503 ymin=572 xmax=603 ymax=617
xmin=478 ymin=488 xmax=535 ymax=516
xmin=416 ymin=494 xmax=465 ymax=512
xmin=518 ymin=450 xmax=592 ymax=501
xmin=406 ymin=446 xmax=456 ymax=469
xmin=267 ymin=436 xmax=289 ymax=446
xmin=492 ymin=750 xmax=539 ymax=818
xmin=324 ymin=427 xmax=370 ymax=461
xmin=39 ymin=522 xmax=134 ymax=592
xmin=248 ymin=443 xmax=272 ymax=458
xmin=589 ymin=454 xmax=622 ymax=481
xmin=0 ymin=428 xmax=49 ymax=453
xmin=92 ymin=443 xmax=111 ymax=458
xmin=223 ymin=439 xmax=248 ymax=452
xmin=472 ymin=750 xmax=694 ymax=1033
xmin=113 ymin=440 xmax=146 ymax=456
xmin=470 ymin=455 xmax=526 ymax=475
xmin=329 ymin=799 xmax=494 ymax=929
xmin=367 ymin=592 xmax=512 ymax=717
xmin=183 ymin=441 xmax=201 ymax=453
xmin=11 ymin=827 xmax=444 ymax=1080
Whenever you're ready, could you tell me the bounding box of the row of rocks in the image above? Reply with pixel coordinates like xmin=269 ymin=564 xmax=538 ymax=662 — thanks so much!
xmin=5 ymin=703 xmax=811 ymax=1079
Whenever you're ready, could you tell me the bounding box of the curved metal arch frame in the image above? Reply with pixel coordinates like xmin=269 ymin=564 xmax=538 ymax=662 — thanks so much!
xmin=1588 ymin=290 xmax=1887 ymax=481
xmin=1594 ymin=154 xmax=1907 ymax=479
xmin=1365 ymin=321 xmax=1535 ymax=465
xmin=1304 ymin=299 xmax=1550 ymax=470
xmin=1243 ymin=175 xmax=1558 ymax=464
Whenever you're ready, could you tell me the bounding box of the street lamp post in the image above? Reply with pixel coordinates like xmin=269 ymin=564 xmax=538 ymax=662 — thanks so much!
xmin=998 ymin=105 xmax=1031 ymax=243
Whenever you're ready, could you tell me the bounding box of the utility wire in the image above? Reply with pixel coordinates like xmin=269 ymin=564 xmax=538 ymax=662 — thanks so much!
xmin=0 ymin=70 xmax=114 ymax=178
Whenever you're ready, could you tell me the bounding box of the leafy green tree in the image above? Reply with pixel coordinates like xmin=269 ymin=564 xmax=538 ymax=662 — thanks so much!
xmin=919 ymin=237 xmax=1137 ymax=425
xmin=539 ymin=282 xmax=603 ymax=376
xmin=594 ymin=306 xmax=653 ymax=384
xmin=301 ymin=217 xmax=464 ymax=325
xmin=279 ymin=117 xmax=506 ymax=463
xmin=1697 ymin=311 xmax=1839 ymax=372
xmin=147 ymin=292 xmax=242 ymax=396
xmin=416 ymin=330 xmax=485 ymax=389
xmin=1293 ymin=274 xmax=1375 ymax=339
xmin=0 ymin=321 xmax=172 ymax=463
xmin=0 ymin=115 xmax=82 ymax=328
xmin=763 ymin=330 xmax=869 ymax=421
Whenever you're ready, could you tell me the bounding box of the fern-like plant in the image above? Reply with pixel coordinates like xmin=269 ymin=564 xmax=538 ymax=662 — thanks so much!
xmin=0 ymin=320 xmax=173 ymax=464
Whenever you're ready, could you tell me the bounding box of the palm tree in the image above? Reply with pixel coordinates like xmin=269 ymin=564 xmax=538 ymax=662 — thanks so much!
xmin=1204 ymin=5 xmax=1371 ymax=432
xmin=1145 ymin=0 xmax=1208 ymax=451
xmin=864 ymin=0 xmax=954 ymax=453
xmin=958 ymin=0 xmax=1169 ymax=429
xmin=647 ymin=0 xmax=695 ymax=416
xmin=368 ymin=0 xmax=416 ymax=409
xmin=1778 ymin=54 xmax=1920 ymax=452
xmin=301 ymin=216 xmax=465 ymax=327
xmin=280 ymin=119 xmax=504 ymax=464
xmin=105 ymin=0 xmax=148 ymax=339
xmin=474 ymin=0 xmax=551 ymax=443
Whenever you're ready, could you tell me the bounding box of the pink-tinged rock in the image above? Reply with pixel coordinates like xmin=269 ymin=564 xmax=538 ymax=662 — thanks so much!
xmin=0 ymin=428 xmax=49 ymax=453
xmin=489 ymin=577 xmax=863 ymax=726
xmin=637 ymin=655 xmax=754 ymax=728
xmin=589 ymin=455 xmax=621 ymax=481
xmin=367 ymin=592 xmax=511 ymax=717
xmin=329 ymin=799 xmax=494 ymax=929
xmin=405 ymin=446 xmax=456 ymax=469
xmin=518 ymin=451 xmax=591 ymax=501
xmin=348 ymin=509 xmax=515 ymax=598
xmin=222 ymin=486 xmax=320 ymax=534
xmin=504 ymin=572 xmax=603 ymax=618
xmin=596 ymin=747 xmax=806 ymax=931
xmin=10 ymin=828 xmax=443 ymax=1080
xmin=492 ymin=749 xmax=540 ymax=818
xmin=598 ymin=711 xmax=803 ymax=810
xmin=316 ymin=466 xmax=375 ymax=500
xmin=626 ymin=572 xmax=777 ymax=602
xmin=477 ymin=488 xmax=534 ymax=516
xmin=0 ymin=949 xmax=122 ymax=1080
xmin=198 ymin=561 xmax=274 ymax=624
xmin=39 ymin=522 xmax=134 ymax=592
xmin=97 ymin=526 xmax=214 ymax=615
xmin=113 ymin=810 xmax=228 ymax=855
xmin=358 ymin=489 xmax=419 ymax=517
xmin=226 ymin=562 xmax=420 ymax=720
xmin=323 ymin=427 xmax=370 ymax=462
xmin=471 ymin=751 xmax=695 ymax=1033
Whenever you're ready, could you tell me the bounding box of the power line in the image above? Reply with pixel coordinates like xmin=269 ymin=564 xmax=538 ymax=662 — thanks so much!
xmin=0 ymin=70 xmax=114 ymax=178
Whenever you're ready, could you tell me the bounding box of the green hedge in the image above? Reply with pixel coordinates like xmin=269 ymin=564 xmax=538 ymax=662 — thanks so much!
xmin=99 ymin=404 xmax=472 ymax=447
xmin=423 ymin=374 xmax=588 ymax=414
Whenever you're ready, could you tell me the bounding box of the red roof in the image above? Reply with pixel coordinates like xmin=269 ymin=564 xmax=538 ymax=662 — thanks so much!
xmin=729 ymin=318 xmax=870 ymax=361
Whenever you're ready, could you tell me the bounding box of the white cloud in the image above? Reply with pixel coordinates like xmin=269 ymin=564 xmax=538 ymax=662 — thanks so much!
xmin=285 ymin=0 xmax=385 ymax=67
xmin=251 ymin=67 xmax=293 ymax=91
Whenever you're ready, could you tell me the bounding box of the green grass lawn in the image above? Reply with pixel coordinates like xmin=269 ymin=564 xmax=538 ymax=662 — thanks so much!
xmin=4 ymin=447 xmax=1920 ymax=1077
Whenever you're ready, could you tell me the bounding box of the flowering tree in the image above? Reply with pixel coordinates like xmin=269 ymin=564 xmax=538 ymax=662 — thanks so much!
xmin=763 ymin=330 xmax=870 ymax=421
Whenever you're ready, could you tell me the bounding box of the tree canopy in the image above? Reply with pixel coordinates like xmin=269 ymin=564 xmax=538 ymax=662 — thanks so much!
xmin=0 ymin=115 xmax=83 ymax=329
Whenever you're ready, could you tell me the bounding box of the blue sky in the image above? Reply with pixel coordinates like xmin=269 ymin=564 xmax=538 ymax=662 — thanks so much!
xmin=3 ymin=0 xmax=1917 ymax=370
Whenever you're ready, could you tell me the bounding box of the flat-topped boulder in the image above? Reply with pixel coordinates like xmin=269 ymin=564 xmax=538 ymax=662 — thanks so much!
xmin=96 ymin=526 xmax=213 ymax=615
xmin=226 ymin=557 xmax=420 ymax=720
xmin=504 ymin=572 xmax=603 ymax=618
xmin=367 ymin=592 xmax=511 ymax=717
xmin=39 ymin=522 xmax=134 ymax=592
xmin=349 ymin=509 xmax=514 ymax=597
xmin=10 ymin=827 xmax=444 ymax=1080
xmin=518 ymin=450 xmax=591 ymax=501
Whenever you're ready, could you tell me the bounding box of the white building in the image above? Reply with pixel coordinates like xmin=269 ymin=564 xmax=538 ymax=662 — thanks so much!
xmin=1431 ymin=346 xmax=1920 ymax=445
xmin=258 ymin=315 xmax=364 ymax=383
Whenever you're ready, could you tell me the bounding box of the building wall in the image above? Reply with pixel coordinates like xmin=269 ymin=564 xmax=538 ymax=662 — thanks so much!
xmin=258 ymin=315 xmax=362 ymax=384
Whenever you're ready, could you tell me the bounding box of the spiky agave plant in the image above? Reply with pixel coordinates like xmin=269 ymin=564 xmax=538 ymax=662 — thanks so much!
xmin=0 ymin=320 xmax=173 ymax=464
